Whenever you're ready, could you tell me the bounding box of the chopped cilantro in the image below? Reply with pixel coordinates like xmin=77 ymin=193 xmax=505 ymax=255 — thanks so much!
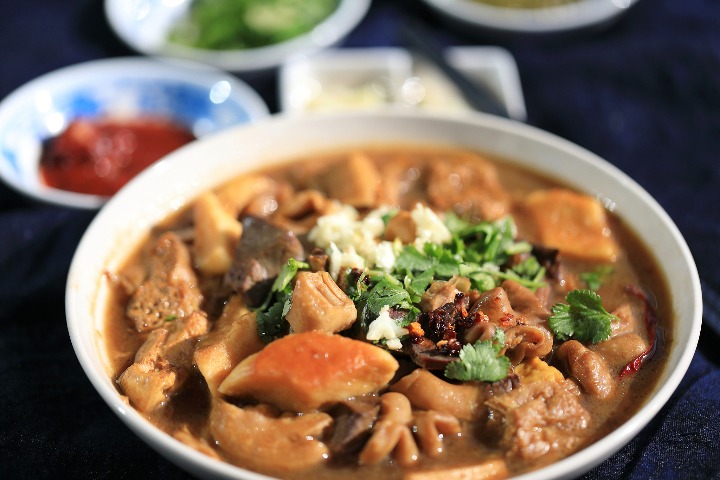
xmin=580 ymin=265 xmax=614 ymax=291
xmin=395 ymin=245 xmax=437 ymax=274
xmin=403 ymin=268 xmax=435 ymax=303
xmin=355 ymin=274 xmax=419 ymax=330
xmin=503 ymin=256 xmax=546 ymax=290
xmin=256 ymin=292 xmax=292 ymax=343
xmin=548 ymin=289 xmax=616 ymax=343
xmin=444 ymin=329 xmax=510 ymax=382
xmin=449 ymin=216 xmax=531 ymax=266
xmin=254 ymin=258 xmax=309 ymax=343
xmin=271 ymin=258 xmax=310 ymax=294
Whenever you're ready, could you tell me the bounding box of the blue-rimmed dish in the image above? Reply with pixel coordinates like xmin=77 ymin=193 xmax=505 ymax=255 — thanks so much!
xmin=0 ymin=57 xmax=269 ymax=209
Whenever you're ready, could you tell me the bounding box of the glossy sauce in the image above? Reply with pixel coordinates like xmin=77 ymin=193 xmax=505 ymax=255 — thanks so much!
xmin=40 ymin=118 xmax=195 ymax=196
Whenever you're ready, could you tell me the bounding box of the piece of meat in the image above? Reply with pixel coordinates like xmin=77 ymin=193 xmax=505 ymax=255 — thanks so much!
xmin=383 ymin=210 xmax=417 ymax=244
xmin=462 ymin=321 xmax=497 ymax=345
xmin=117 ymin=329 xmax=179 ymax=413
xmin=307 ymin=247 xmax=329 ymax=272
xmin=555 ymin=340 xmax=616 ymax=400
xmin=192 ymin=191 xmax=242 ymax=276
xmin=408 ymin=338 xmax=458 ymax=370
xmin=503 ymin=325 xmax=553 ymax=365
xmin=590 ymin=333 xmax=648 ymax=373
xmin=468 ymin=287 xmax=517 ymax=328
xmin=501 ymin=279 xmax=551 ymax=326
xmin=213 ymin=173 xmax=278 ymax=217
xmin=218 ymin=331 xmax=399 ymax=412
xmin=163 ymin=310 xmax=209 ymax=369
xmin=359 ymin=393 xmax=419 ymax=467
xmin=193 ymin=295 xmax=264 ymax=395
xmin=319 ymin=151 xmax=381 ymax=208
xmin=413 ymin=410 xmax=462 ymax=459
xmin=118 ymin=310 xmax=209 ymax=412
xmin=224 ymin=216 xmax=305 ymax=305
xmin=209 ymin=400 xmax=332 ymax=474
xmin=126 ymin=232 xmax=203 ymax=332
xmin=420 ymin=280 xmax=463 ymax=313
xmin=610 ymin=303 xmax=640 ymax=337
xmin=327 ymin=398 xmax=380 ymax=455
xmin=424 ymin=155 xmax=509 ymax=221
xmin=531 ymin=245 xmax=562 ymax=284
xmin=485 ymin=381 xmax=591 ymax=466
xmin=285 ymin=271 xmax=357 ymax=333
xmin=274 ymin=189 xmax=336 ymax=234
xmin=390 ymin=369 xmax=516 ymax=421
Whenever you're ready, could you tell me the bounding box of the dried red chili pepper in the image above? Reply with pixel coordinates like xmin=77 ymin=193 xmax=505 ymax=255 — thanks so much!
xmin=618 ymin=285 xmax=658 ymax=378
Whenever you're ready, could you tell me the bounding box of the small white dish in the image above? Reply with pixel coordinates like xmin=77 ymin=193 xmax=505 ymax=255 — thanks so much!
xmin=105 ymin=0 xmax=371 ymax=73
xmin=67 ymin=110 xmax=701 ymax=480
xmin=422 ymin=0 xmax=639 ymax=34
xmin=279 ymin=46 xmax=527 ymax=120
xmin=279 ymin=48 xmax=415 ymax=113
xmin=0 ymin=57 xmax=269 ymax=209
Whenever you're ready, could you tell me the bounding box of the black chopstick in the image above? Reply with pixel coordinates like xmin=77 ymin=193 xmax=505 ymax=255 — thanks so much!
xmin=400 ymin=18 xmax=511 ymax=118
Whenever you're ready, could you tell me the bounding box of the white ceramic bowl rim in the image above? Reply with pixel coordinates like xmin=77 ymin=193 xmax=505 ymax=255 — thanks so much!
xmin=105 ymin=0 xmax=372 ymax=72
xmin=67 ymin=110 xmax=702 ymax=480
xmin=423 ymin=0 xmax=639 ymax=33
xmin=0 ymin=56 xmax=269 ymax=209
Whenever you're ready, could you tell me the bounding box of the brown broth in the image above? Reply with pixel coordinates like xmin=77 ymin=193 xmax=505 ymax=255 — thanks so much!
xmin=104 ymin=146 xmax=673 ymax=479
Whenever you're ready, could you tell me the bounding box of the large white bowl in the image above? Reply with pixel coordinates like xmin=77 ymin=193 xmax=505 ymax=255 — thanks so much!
xmin=422 ymin=0 xmax=640 ymax=34
xmin=105 ymin=0 xmax=371 ymax=72
xmin=0 ymin=57 xmax=269 ymax=209
xmin=67 ymin=111 xmax=702 ymax=480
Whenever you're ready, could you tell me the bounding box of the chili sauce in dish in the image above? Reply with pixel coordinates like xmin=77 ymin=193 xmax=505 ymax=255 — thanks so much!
xmin=39 ymin=117 xmax=195 ymax=196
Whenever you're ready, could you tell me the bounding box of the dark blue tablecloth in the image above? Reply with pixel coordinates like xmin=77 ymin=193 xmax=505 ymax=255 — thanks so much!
xmin=1 ymin=0 xmax=719 ymax=478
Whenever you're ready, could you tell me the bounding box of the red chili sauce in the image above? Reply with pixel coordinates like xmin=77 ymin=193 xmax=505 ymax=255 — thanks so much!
xmin=39 ymin=118 xmax=195 ymax=196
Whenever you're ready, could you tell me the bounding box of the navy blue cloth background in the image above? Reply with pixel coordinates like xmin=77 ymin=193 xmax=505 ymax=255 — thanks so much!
xmin=1 ymin=0 xmax=720 ymax=478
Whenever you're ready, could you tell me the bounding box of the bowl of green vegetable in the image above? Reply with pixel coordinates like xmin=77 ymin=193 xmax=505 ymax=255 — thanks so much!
xmin=105 ymin=0 xmax=371 ymax=72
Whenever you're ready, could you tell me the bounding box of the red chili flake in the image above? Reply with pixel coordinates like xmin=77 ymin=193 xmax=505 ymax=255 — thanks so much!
xmin=499 ymin=313 xmax=514 ymax=327
xmin=618 ymin=285 xmax=658 ymax=379
xmin=408 ymin=321 xmax=425 ymax=339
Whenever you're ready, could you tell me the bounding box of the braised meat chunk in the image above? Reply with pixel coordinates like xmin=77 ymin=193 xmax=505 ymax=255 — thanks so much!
xmin=225 ymin=216 xmax=305 ymax=305
xmin=126 ymin=232 xmax=203 ymax=332
xmin=486 ymin=381 xmax=591 ymax=466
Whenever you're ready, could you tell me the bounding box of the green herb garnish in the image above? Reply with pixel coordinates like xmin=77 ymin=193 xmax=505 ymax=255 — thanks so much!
xmin=444 ymin=329 xmax=510 ymax=382
xmin=256 ymin=292 xmax=292 ymax=343
xmin=255 ymin=258 xmax=309 ymax=343
xmin=580 ymin=265 xmax=614 ymax=291
xmin=355 ymin=273 xmax=419 ymax=331
xmin=548 ymin=289 xmax=616 ymax=343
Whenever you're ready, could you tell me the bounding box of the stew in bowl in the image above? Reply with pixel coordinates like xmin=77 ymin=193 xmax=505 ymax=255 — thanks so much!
xmin=67 ymin=112 xmax=701 ymax=480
